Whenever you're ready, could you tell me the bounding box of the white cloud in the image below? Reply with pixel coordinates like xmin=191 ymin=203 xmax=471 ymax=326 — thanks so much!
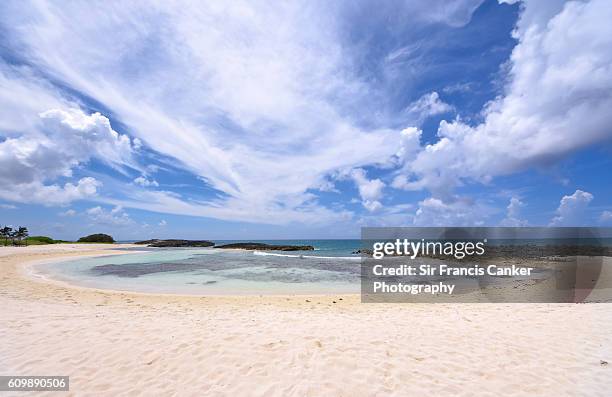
xmin=0 ymin=203 xmax=17 ymax=209
xmin=417 ymin=0 xmax=485 ymax=27
xmin=0 ymin=1 xmax=409 ymax=223
xmin=86 ymin=205 xmax=133 ymax=227
xmin=0 ymin=108 xmax=136 ymax=185
xmin=600 ymin=211 xmax=612 ymax=224
xmin=442 ymin=82 xmax=474 ymax=94
xmin=500 ymin=197 xmax=528 ymax=226
xmin=0 ymin=107 xmax=137 ymax=205
xmin=356 ymin=203 xmax=415 ymax=227
xmin=0 ymin=66 xmax=70 ymax=135
xmin=393 ymin=127 xmax=423 ymax=166
xmin=133 ymin=176 xmax=159 ymax=187
xmin=313 ymin=178 xmax=339 ymax=193
xmin=2 ymin=0 xmax=610 ymax=229
xmin=362 ymin=200 xmax=383 ymax=213
xmin=394 ymin=0 xmax=612 ymax=199
xmin=349 ymin=168 xmax=385 ymax=212
xmin=158 ymin=220 xmax=167 ymax=227
xmin=0 ymin=1 xmax=491 ymax=224
xmin=550 ymin=190 xmax=594 ymax=226
xmin=38 ymin=109 xmax=137 ymax=172
xmin=405 ymin=92 xmax=454 ymax=124
xmin=0 ymin=177 xmax=101 ymax=206
xmin=413 ymin=196 xmax=490 ymax=226
xmin=102 ymin=188 xmax=353 ymax=225
xmin=59 ymin=209 xmax=76 ymax=217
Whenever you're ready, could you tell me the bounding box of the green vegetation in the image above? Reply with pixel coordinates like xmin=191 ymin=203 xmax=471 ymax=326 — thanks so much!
xmin=77 ymin=233 xmax=115 ymax=243
xmin=0 ymin=226 xmax=116 ymax=246
xmin=1 ymin=226 xmax=29 ymax=246
xmin=25 ymin=236 xmax=58 ymax=245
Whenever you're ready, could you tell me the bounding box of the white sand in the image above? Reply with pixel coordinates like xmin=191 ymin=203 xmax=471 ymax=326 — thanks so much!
xmin=1 ymin=244 xmax=611 ymax=396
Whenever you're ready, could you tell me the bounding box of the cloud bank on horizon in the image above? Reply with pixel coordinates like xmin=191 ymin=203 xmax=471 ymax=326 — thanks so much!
xmin=1 ymin=0 xmax=611 ymax=238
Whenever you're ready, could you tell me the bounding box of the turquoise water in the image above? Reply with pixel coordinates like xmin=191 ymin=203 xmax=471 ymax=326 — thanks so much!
xmin=35 ymin=238 xmax=612 ymax=295
xmin=37 ymin=241 xmax=363 ymax=295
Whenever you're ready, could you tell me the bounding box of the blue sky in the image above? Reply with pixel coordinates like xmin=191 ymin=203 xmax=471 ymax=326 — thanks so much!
xmin=0 ymin=0 xmax=611 ymax=240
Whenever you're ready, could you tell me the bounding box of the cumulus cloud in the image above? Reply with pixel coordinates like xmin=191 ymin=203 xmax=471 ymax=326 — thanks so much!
xmin=349 ymin=168 xmax=385 ymax=212
xmin=394 ymin=0 xmax=612 ymax=199
xmin=550 ymin=190 xmax=594 ymax=226
xmin=356 ymin=203 xmax=414 ymax=227
xmin=86 ymin=205 xmax=133 ymax=227
xmin=38 ymin=109 xmax=137 ymax=171
xmin=59 ymin=209 xmax=76 ymax=217
xmin=0 ymin=108 xmax=136 ymax=184
xmin=0 ymin=107 xmax=137 ymax=205
xmin=500 ymin=197 xmax=528 ymax=226
xmin=314 ymin=178 xmax=339 ymax=193
xmin=600 ymin=211 xmax=612 ymax=224
xmin=133 ymin=176 xmax=159 ymax=187
xmin=0 ymin=177 xmax=101 ymax=206
xmin=413 ymin=197 xmax=490 ymax=226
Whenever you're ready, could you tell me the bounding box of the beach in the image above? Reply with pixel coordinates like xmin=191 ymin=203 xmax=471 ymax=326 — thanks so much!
xmin=1 ymin=244 xmax=611 ymax=396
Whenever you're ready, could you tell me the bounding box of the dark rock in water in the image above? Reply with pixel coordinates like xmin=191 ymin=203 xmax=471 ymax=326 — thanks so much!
xmin=134 ymin=239 xmax=159 ymax=245
xmin=93 ymin=262 xmax=208 ymax=277
xmin=135 ymin=239 xmax=214 ymax=247
xmin=215 ymin=242 xmax=314 ymax=251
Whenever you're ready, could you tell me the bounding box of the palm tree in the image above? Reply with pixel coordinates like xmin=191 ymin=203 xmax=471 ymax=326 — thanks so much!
xmin=16 ymin=227 xmax=29 ymax=246
xmin=1 ymin=226 xmax=12 ymax=247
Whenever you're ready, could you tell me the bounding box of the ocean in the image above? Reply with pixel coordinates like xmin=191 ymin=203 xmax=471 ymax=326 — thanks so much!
xmin=36 ymin=240 xmax=363 ymax=295
xmin=34 ymin=238 xmax=612 ymax=295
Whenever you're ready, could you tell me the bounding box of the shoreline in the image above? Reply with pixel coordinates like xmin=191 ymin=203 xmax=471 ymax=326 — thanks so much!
xmin=9 ymin=244 xmax=612 ymax=302
xmin=1 ymin=245 xmax=611 ymax=395
xmin=2 ymin=244 xmax=363 ymax=305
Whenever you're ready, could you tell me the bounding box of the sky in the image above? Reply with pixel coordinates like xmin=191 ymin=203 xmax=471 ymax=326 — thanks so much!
xmin=0 ymin=0 xmax=611 ymax=240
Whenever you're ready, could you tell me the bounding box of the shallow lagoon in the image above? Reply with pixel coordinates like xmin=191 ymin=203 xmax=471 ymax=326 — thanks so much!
xmin=36 ymin=247 xmax=362 ymax=295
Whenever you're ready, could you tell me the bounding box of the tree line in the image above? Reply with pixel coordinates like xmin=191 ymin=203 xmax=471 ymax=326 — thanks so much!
xmin=1 ymin=226 xmax=29 ymax=246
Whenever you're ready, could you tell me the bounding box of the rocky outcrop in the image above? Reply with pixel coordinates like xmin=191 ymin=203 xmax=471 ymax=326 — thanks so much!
xmin=78 ymin=233 xmax=115 ymax=243
xmin=134 ymin=239 xmax=158 ymax=245
xmin=135 ymin=239 xmax=214 ymax=247
xmin=215 ymin=242 xmax=314 ymax=251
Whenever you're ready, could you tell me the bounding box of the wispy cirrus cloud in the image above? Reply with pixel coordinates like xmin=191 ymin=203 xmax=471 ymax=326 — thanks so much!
xmin=0 ymin=0 xmax=484 ymax=224
xmin=0 ymin=0 xmax=610 ymax=232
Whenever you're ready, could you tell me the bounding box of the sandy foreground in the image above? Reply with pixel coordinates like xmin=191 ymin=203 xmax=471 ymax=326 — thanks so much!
xmin=1 ymin=245 xmax=611 ymax=396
